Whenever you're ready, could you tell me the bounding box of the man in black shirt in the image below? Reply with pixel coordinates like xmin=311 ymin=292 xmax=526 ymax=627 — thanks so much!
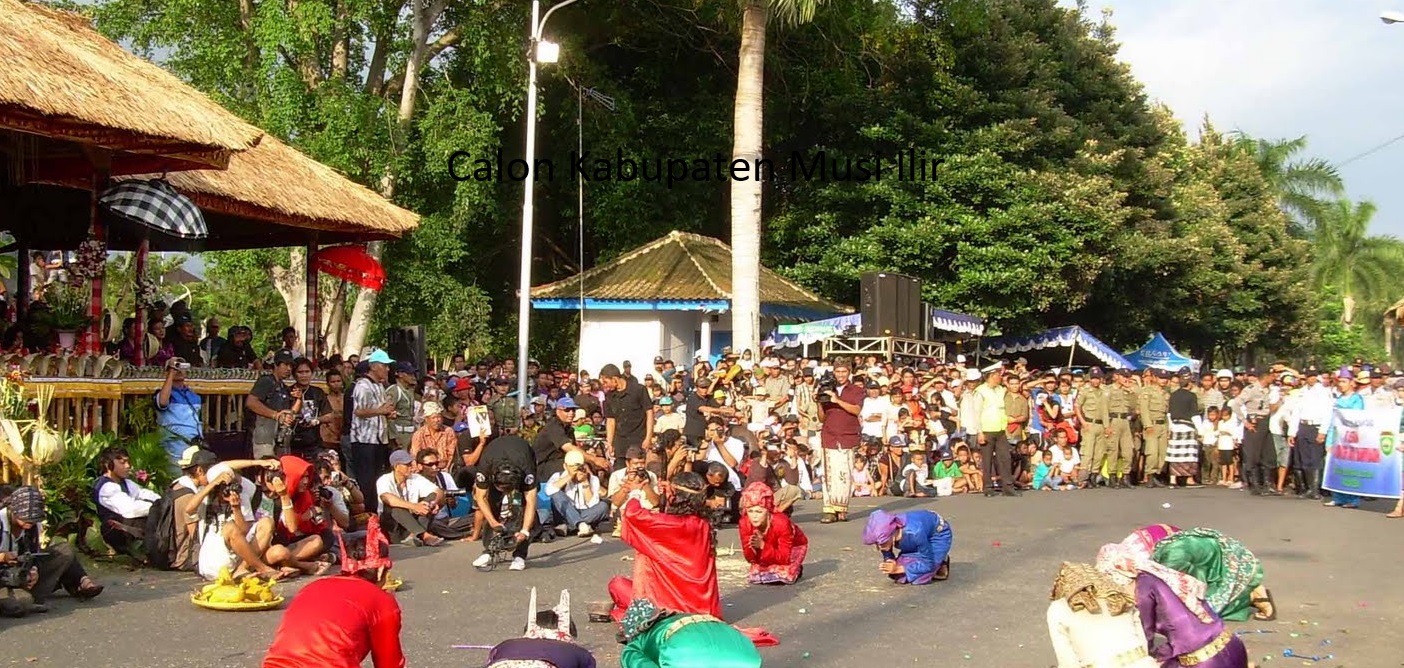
xmin=600 ymin=364 xmax=653 ymax=472
xmin=532 ymin=397 xmax=608 ymax=481
xmin=682 ymin=379 xmax=734 ymax=447
xmin=471 ymin=435 xmax=540 ymax=571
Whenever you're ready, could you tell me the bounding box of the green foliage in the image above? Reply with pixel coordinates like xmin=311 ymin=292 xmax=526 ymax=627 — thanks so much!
xmin=102 ymin=252 xmax=190 ymax=319
xmin=121 ymin=396 xmax=158 ymax=436
xmin=193 ymin=249 xmax=292 ymax=353
xmin=1312 ymin=297 xmax=1387 ymax=369
xmin=37 ymin=432 xmax=115 ymax=544
xmin=36 ymin=280 xmax=93 ymax=331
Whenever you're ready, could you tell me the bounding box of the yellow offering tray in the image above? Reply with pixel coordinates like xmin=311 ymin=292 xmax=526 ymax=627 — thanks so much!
xmin=191 ymin=593 xmax=286 ymax=611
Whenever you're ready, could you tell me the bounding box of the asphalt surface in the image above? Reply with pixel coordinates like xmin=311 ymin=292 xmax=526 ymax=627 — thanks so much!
xmin=5 ymin=487 xmax=1399 ymax=668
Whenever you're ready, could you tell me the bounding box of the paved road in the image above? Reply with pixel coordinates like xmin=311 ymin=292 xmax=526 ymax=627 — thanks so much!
xmin=5 ymin=488 xmax=1399 ymax=667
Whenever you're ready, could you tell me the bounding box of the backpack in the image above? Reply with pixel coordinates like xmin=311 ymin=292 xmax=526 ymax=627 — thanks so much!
xmin=143 ymin=485 xmax=194 ymax=570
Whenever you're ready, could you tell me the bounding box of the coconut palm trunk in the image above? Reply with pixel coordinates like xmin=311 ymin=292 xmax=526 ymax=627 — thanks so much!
xmin=729 ymin=0 xmax=768 ymax=356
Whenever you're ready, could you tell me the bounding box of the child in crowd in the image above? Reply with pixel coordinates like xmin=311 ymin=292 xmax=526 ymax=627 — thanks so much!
xmin=901 ymin=451 xmax=937 ymax=498
xmin=852 ymin=455 xmax=874 ymax=497
xmin=1197 ymin=406 xmax=1241 ymax=489
xmin=1050 ymin=434 xmax=1080 ymax=490
xmin=1034 ymin=450 xmax=1056 ymax=490
xmin=932 ymin=451 xmax=962 ymax=497
xmin=957 ymin=445 xmax=983 ymax=493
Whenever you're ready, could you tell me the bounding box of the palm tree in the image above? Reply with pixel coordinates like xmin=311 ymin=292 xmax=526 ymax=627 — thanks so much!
xmin=1310 ymin=198 xmax=1404 ymax=326
xmin=729 ymin=0 xmax=824 ymax=355
xmin=1232 ymin=134 xmax=1344 ymax=235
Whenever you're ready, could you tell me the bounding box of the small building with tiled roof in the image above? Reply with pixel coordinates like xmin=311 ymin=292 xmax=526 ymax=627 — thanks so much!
xmin=531 ymin=230 xmax=851 ymax=372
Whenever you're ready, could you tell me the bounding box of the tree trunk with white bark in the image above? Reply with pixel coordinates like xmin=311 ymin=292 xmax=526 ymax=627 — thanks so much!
xmin=729 ymin=0 xmax=768 ymax=357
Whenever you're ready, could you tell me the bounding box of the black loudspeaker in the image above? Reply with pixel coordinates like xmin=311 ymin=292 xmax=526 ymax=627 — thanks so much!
xmin=860 ymin=272 xmax=923 ymax=338
xmin=387 ymin=325 xmax=426 ymax=373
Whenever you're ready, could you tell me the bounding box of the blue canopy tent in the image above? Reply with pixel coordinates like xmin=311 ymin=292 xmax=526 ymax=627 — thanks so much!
xmin=980 ymin=326 xmax=1135 ymax=370
xmin=1124 ymin=332 xmax=1201 ymax=373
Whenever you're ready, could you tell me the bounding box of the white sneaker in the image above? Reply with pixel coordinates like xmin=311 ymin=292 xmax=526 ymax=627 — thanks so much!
xmin=472 ymin=553 xmax=492 ymax=568
xmin=509 ymin=557 xmax=527 ymax=571
xmin=577 ymin=522 xmax=593 ymax=537
xmin=590 ymin=534 xmax=604 ymax=545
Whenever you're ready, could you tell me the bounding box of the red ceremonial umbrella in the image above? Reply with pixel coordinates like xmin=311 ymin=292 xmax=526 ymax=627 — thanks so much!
xmin=313 ymin=245 xmax=386 ymax=291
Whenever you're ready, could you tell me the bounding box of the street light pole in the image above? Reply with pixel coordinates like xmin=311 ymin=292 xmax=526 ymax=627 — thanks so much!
xmin=517 ymin=0 xmax=582 ymax=402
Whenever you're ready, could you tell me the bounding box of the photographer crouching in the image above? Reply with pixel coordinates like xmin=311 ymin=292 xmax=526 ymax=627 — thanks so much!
xmin=0 ymin=487 xmax=104 ymax=617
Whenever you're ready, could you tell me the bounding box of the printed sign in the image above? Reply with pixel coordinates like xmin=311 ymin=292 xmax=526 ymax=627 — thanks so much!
xmin=1322 ymin=407 xmax=1403 ymax=499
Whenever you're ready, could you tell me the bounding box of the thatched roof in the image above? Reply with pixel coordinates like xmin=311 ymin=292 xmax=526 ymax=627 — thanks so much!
xmin=124 ymin=134 xmax=419 ymax=241
xmin=0 ymin=1 xmax=262 ymax=172
xmin=532 ymin=230 xmax=851 ymax=318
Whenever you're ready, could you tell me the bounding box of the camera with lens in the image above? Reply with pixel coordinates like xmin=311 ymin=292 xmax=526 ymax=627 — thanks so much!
xmin=815 ymin=371 xmax=838 ymax=403
xmin=0 ymin=552 xmax=41 ymax=589
xmin=444 ymin=489 xmax=469 ymax=498
xmin=318 ymin=487 xmax=334 ymax=501
xmin=578 ymin=437 xmax=607 ymax=459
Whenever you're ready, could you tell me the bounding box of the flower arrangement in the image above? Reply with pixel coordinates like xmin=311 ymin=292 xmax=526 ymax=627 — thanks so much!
xmin=134 ymin=271 xmax=160 ymax=310
xmin=35 ymin=280 xmax=92 ymax=331
xmin=70 ymin=239 xmax=107 ymax=282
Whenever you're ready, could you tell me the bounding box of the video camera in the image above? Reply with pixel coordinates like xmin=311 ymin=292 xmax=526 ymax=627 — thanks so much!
xmin=815 ymin=371 xmax=838 ymax=403
xmin=476 ymin=526 xmax=521 ymax=572
xmin=0 ymin=552 xmax=43 ymax=589
xmin=578 ymin=437 xmax=608 ymax=460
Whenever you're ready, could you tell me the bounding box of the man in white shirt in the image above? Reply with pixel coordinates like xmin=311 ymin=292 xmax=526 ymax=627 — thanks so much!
xmin=1288 ymin=367 xmax=1333 ymax=500
xmin=546 ymin=450 xmax=610 ymax=541
xmin=375 ymin=449 xmax=447 ymax=546
xmin=859 ymin=381 xmax=891 ymax=439
xmin=350 ymin=349 xmax=397 ymax=496
xmin=701 ymin=416 xmax=746 ymax=489
xmin=608 ymin=446 xmax=661 ymax=511
xmin=92 ymin=446 xmax=161 ymax=558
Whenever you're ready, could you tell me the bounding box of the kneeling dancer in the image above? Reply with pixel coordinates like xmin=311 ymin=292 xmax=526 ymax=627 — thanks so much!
xmin=861 ymin=508 xmax=952 ymax=584
xmin=263 ymin=517 xmax=404 ymax=668
xmin=618 ymin=598 xmax=761 ymax=668
xmin=737 ymin=482 xmax=808 ymax=585
xmin=485 ymin=588 xmax=596 ymax=668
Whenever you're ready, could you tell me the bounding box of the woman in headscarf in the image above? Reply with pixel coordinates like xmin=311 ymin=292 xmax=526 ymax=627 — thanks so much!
xmin=1096 ymin=543 xmax=1251 ymax=668
xmin=860 ymin=508 xmax=952 ymax=585
xmin=1115 ymin=524 xmax=1181 ymax=563
xmin=263 ymin=517 xmax=404 ymax=668
xmin=1150 ymin=527 xmax=1273 ymax=622
xmin=1046 ymin=562 xmax=1159 ymax=668
xmin=617 ymin=598 xmax=761 ymax=668
xmin=737 ymin=482 xmax=808 ymax=585
xmin=0 ymin=486 xmax=103 ymax=616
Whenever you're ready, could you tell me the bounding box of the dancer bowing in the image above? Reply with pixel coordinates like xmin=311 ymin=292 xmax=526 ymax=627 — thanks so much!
xmin=485 ymin=588 xmax=596 ymax=668
xmin=860 ymin=509 xmax=952 ymax=585
xmin=617 ymin=598 xmax=761 ymax=668
xmin=738 ymin=482 xmax=808 ymax=585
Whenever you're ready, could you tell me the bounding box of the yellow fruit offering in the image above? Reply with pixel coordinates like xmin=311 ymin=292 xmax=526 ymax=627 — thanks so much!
xmin=209 ymin=585 xmax=245 ymax=604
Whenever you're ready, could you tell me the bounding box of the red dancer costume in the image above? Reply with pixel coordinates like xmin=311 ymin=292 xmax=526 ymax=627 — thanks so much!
xmin=263 ymin=518 xmax=405 ymax=668
xmin=737 ymin=482 xmax=807 ymax=585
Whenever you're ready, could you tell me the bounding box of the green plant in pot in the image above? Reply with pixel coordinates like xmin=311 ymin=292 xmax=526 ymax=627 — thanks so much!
xmin=34 ymin=281 xmax=93 ymax=349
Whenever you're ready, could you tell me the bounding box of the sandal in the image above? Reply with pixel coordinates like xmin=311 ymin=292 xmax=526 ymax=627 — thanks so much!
xmin=836 ymin=512 xmax=849 ymax=523
xmin=933 ymin=557 xmax=950 ymax=581
xmin=1387 ymin=512 xmax=1404 ymax=519
xmin=74 ymin=578 xmax=104 ymax=600
xmin=310 ymin=561 xmax=335 ymax=577
xmin=819 ymin=513 xmax=836 ymax=524
xmin=1251 ymin=588 xmax=1277 ymax=621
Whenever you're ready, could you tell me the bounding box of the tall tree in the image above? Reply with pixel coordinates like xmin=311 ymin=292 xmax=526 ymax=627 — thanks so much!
xmin=1231 ymin=134 xmax=1344 ymax=236
xmin=1310 ymin=198 xmax=1404 ymax=326
xmin=729 ymin=0 xmax=825 ymax=356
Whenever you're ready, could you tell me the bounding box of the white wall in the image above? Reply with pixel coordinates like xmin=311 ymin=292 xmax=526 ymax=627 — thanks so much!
xmin=656 ymin=311 xmax=701 ymax=365
xmin=579 ymin=313 xmax=662 ymax=377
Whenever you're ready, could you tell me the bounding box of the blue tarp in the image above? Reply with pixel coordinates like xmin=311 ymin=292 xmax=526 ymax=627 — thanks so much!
xmin=762 ymin=308 xmax=984 ymax=348
xmin=981 ymin=326 xmax=1135 ymax=370
xmin=1124 ymin=332 xmax=1200 ymax=373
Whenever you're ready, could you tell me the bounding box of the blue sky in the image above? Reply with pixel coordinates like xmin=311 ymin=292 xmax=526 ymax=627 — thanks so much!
xmin=1069 ymin=0 xmax=1404 ymax=237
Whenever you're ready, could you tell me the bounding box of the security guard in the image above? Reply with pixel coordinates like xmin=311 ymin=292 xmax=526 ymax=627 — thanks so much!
xmin=488 ymin=377 xmax=521 ymax=435
xmin=1105 ymin=369 xmax=1137 ymax=489
xmin=1073 ymin=368 xmax=1108 ymax=486
xmin=1137 ymin=369 xmax=1171 ymax=488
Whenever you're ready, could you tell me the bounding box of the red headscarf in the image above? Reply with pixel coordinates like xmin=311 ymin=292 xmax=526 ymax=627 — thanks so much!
xmin=279 ymin=455 xmax=325 ymax=537
xmin=740 ymin=481 xmax=774 ymax=512
xmin=340 ymin=516 xmax=393 ymax=576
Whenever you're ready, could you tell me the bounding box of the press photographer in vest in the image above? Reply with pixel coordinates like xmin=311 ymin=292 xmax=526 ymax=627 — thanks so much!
xmin=1 ymin=486 xmax=104 ymax=616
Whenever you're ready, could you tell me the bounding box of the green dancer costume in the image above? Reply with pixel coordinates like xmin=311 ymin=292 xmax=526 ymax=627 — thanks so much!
xmin=617 ymin=599 xmax=761 ymax=668
xmin=1151 ymin=527 xmax=1264 ymax=621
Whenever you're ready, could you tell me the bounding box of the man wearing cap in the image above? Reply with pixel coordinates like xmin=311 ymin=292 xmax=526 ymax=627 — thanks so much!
xmin=1270 ymin=371 xmax=1301 ymax=494
xmin=1289 ymin=366 xmax=1331 ymax=500
xmin=600 ymin=364 xmax=654 ymax=472
xmin=1101 ymin=370 xmax=1137 ymax=489
xmin=1 ymin=487 xmax=104 ymax=616
xmin=375 ymin=449 xmax=447 ymax=547
xmin=386 ymin=361 xmax=419 ymax=452
xmin=1073 ymin=369 xmax=1108 ymax=486
xmin=969 ymin=364 xmax=1020 ymax=497
xmin=534 ymin=396 xmax=607 ymax=482
xmin=1136 ymin=370 xmax=1171 ymax=487
xmin=1237 ymin=368 xmax=1282 ymax=496
xmin=168 ymin=313 xmax=204 ymax=367
xmin=247 ymin=350 xmax=298 ymax=459
xmin=654 ymin=395 xmax=685 ymax=433
xmin=545 ymin=450 xmax=610 ymax=540
xmin=349 ymin=349 xmax=397 ymax=495
xmin=488 ymin=377 xmax=521 ymax=434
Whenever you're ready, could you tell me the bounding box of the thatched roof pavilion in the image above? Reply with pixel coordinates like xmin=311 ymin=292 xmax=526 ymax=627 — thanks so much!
xmin=0 ymin=0 xmax=263 ymax=175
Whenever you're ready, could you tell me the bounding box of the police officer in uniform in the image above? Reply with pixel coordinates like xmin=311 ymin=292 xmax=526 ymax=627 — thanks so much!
xmin=1237 ymin=368 xmax=1282 ymax=496
xmin=1105 ymin=369 xmax=1137 ymax=489
xmin=1137 ymin=369 xmax=1171 ymax=488
xmin=489 ymin=377 xmax=521 ymax=435
xmin=1074 ymin=368 xmax=1108 ymax=486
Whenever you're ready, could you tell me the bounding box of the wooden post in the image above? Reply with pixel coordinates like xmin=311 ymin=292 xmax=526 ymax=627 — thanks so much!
xmin=15 ymin=240 xmax=29 ymax=325
xmin=85 ymin=150 xmax=111 ymax=355
xmin=305 ymin=236 xmax=320 ymax=362
xmin=132 ymin=238 xmax=149 ymax=366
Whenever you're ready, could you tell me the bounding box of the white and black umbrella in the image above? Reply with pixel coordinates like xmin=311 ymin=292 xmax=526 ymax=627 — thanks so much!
xmin=98 ymin=179 xmax=207 ymax=239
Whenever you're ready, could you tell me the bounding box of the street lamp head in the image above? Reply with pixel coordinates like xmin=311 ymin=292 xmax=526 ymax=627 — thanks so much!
xmin=535 ymin=40 xmax=561 ymax=63
xmin=1382 ymin=9 xmax=1404 ymax=24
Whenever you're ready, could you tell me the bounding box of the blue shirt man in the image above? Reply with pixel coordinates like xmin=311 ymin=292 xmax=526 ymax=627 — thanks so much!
xmin=155 ymin=357 xmax=203 ymax=472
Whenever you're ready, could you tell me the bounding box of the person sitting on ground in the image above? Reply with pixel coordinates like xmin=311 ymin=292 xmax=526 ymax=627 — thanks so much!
xmin=485 ymin=588 xmax=597 ymax=668
xmin=184 ymin=458 xmax=298 ymax=581
xmin=861 ymin=508 xmax=953 ymax=585
xmin=256 ymin=456 xmax=335 ymax=576
xmin=742 ymin=439 xmax=802 ymax=513
xmin=0 ymin=487 xmax=104 ymax=617
xmin=901 ymin=450 xmax=938 ymax=498
xmin=931 ymin=450 xmax=963 ymax=496
xmin=1046 ymin=562 xmax=1160 ymax=668
xmin=737 ymin=482 xmax=807 ymax=585
xmin=262 ymin=517 xmax=405 ymax=668
xmin=93 ymin=445 xmax=161 ymax=560
xmin=617 ymin=598 xmax=761 ymax=668
xmin=546 ymin=450 xmax=610 ymax=542
xmin=412 ymin=448 xmax=474 ymax=536
xmin=374 ymin=450 xmax=448 ymax=547
xmin=701 ymin=462 xmax=739 ymax=525
xmin=471 ymin=434 xmax=542 ymax=571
